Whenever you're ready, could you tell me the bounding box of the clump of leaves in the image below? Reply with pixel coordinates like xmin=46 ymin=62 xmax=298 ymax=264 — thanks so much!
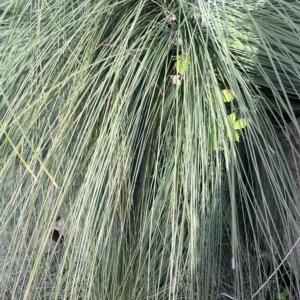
xmin=175 ymin=54 xmax=190 ymax=75
xmin=1 ymin=0 xmax=300 ymax=300
xmin=170 ymin=55 xmax=190 ymax=85
xmin=209 ymin=89 xmax=247 ymax=151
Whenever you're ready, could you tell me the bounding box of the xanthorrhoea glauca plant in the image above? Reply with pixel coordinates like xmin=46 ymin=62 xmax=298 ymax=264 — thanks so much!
xmin=1 ymin=0 xmax=300 ymax=299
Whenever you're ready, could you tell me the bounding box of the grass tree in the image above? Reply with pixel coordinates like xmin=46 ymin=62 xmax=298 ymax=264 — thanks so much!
xmin=1 ymin=0 xmax=300 ymax=299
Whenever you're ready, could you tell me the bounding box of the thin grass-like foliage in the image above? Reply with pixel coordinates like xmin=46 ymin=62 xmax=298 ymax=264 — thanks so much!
xmin=1 ymin=0 xmax=300 ymax=299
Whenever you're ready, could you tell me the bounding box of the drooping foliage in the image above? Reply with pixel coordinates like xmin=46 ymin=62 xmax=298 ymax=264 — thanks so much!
xmin=1 ymin=0 xmax=300 ymax=299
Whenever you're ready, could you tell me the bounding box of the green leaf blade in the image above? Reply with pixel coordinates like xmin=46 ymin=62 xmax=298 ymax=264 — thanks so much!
xmin=233 ymin=118 xmax=247 ymax=130
xmin=222 ymin=89 xmax=236 ymax=102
